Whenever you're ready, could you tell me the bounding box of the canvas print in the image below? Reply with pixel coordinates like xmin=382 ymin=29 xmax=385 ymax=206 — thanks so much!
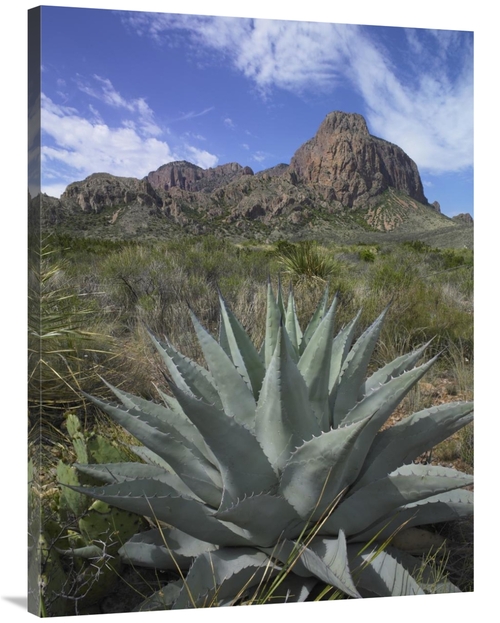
xmin=28 ymin=4 xmax=474 ymax=617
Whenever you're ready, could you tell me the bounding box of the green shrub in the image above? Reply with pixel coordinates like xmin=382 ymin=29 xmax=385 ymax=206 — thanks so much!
xmin=273 ymin=240 xmax=338 ymax=282
xmin=402 ymin=240 xmax=433 ymax=253
xmin=358 ymin=247 xmax=376 ymax=262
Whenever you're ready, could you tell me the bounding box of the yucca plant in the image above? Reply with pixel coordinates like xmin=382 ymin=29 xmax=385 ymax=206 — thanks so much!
xmin=69 ymin=282 xmax=473 ymax=608
xmin=28 ymin=242 xmax=115 ymax=418
xmin=273 ymin=240 xmax=337 ymax=282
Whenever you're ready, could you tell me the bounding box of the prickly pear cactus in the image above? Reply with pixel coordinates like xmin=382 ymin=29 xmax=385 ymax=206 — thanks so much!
xmin=39 ymin=414 xmax=145 ymax=615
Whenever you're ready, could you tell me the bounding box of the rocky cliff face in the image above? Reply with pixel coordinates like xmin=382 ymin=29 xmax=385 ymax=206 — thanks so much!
xmin=452 ymin=213 xmax=474 ymax=225
xmin=47 ymin=111 xmax=474 ymax=241
xmin=61 ymin=172 xmax=163 ymax=213
xmin=147 ymin=161 xmax=254 ymax=194
xmin=288 ymin=111 xmax=428 ymax=208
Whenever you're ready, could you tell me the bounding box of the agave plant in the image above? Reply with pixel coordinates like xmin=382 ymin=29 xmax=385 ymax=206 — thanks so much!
xmin=70 ymin=282 xmax=473 ymax=608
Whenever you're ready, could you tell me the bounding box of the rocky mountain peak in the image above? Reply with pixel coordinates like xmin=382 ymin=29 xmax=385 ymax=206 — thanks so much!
xmin=289 ymin=111 xmax=427 ymax=208
xmin=45 ymin=110 xmax=473 ymax=245
xmin=147 ymin=161 xmax=253 ymax=194
xmin=319 ymin=111 xmax=370 ymax=136
xmin=452 ymin=213 xmax=474 ymax=225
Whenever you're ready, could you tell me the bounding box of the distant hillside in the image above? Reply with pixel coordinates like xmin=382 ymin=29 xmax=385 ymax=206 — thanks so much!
xmin=39 ymin=111 xmax=473 ymax=248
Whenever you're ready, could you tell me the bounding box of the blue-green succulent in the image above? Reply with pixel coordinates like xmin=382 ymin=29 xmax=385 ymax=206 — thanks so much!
xmin=72 ymin=283 xmax=473 ymax=608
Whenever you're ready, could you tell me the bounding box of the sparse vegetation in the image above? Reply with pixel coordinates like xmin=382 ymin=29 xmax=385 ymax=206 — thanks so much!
xmin=30 ymin=231 xmax=473 ymax=614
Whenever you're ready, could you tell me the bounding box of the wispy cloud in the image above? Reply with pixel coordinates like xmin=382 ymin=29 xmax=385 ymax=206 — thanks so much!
xmin=41 ymin=93 xmax=174 ymax=177
xmin=224 ymin=117 xmax=235 ymax=129
xmin=252 ymin=151 xmax=270 ymax=163
xmin=123 ymin=13 xmax=472 ymax=175
xmin=77 ymin=75 xmax=162 ymax=137
xmin=184 ymin=131 xmax=207 ymax=141
xmin=185 ymin=146 xmax=219 ymax=169
xmin=41 ymin=93 xmax=218 ymax=195
xmin=175 ymin=107 xmax=214 ymax=122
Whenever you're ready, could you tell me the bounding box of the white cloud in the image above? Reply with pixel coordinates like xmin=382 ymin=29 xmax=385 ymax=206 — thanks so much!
xmin=252 ymin=151 xmax=269 ymax=163
xmin=40 ymin=93 xmax=218 ymax=193
xmin=42 ymin=182 xmax=70 ymax=200
xmin=124 ymin=14 xmax=472 ymax=175
xmin=186 ymin=146 xmax=219 ymax=169
xmin=185 ymin=132 xmax=206 ymax=141
xmin=175 ymin=107 xmax=214 ymax=122
xmin=224 ymin=117 xmax=235 ymax=129
xmin=348 ymin=29 xmax=473 ymax=174
xmin=77 ymin=75 xmax=162 ymax=137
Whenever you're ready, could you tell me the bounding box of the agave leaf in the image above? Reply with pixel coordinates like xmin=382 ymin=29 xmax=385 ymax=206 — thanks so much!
xmin=73 ymin=462 xmax=201 ymax=500
xmin=329 ymin=312 xmax=361 ymax=394
xmin=218 ymin=305 xmax=231 ymax=358
xmin=351 ymin=489 xmax=474 ymax=543
xmin=299 ymin=284 xmax=329 ymax=354
xmin=119 ymin=527 xmax=217 ymax=571
xmin=189 ymin=309 xmax=257 ymax=428
xmin=172 ymin=548 xmax=280 ymax=609
xmin=168 ymin=383 xmax=278 ymax=507
xmin=217 ymin=291 xmax=266 ymax=399
xmin=148 ymin=331 xmax=223 ymax=410
xmin=156 ymin=387 xmax=183 ymax=414
xmin=264 ymin=279 xmax=282 ymax=369
xmin=264 ymin=531 xmax=360 ymax=599
xmin=352 ymin=401 xmax=474 ymax=490
xmin=255 ymin=327 xmax=321 ymax=473
xmin=347 ymin=544 xmax=425 ymax=597
xmin=279 ymin=417 xmax=372 ymax=521
xmin=73 ymin=461 xmax=170 ymax=483
xmin=214 ymin=493 xmax=305 ymax=547
xmin=332 ymin=304 xmax=389 ymax=423
xmin=260 ymin=574 xmax=317 ymax=603
xmin=284 ymin=283 xmax=303 ymax=357
xmin=363 ymin=340 xmax=432 ymax=396
xmin=323 ymin=464 xmax=473 ymax=536
xmin=83 ymin=394 xmax=223 ymax=507
xmin=153 ymin=386 xmax=218 ymax=466
xmin=298 ymin=296 xmax=338 ymax=430
xmin=276 ymin=276 xmax=286 ymax=320
xmin=339 ymin=356 xmax=438 ymax=430
xmin=101 ymin=379 xmax=216 ymax=467
xmin=68 ymin=479 xmax=251 ymax=547
xmin=128 ymin=445 xmax=174 ymax=471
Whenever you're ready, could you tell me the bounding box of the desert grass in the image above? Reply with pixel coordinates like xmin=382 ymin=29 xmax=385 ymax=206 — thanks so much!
xmin=32 ymin=233 xmax=474 ymax=611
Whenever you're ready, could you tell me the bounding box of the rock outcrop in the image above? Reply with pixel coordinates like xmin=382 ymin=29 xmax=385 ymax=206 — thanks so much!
xmin=61 ymin=173 xmax=163 ymax=213
xmin=44 ymin=110 xmax=474 ymax=244
xmin=288 ymin=111 xmax=428 ymax=208
xmin=147 ymin=161 xmax=253 ymax=194
xmin=452 ymin=213 xmax=474 ymax=225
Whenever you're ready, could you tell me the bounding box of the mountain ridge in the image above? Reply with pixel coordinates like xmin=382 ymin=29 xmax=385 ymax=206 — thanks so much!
xmin=40 ymin=111 xmax=473 ymax=247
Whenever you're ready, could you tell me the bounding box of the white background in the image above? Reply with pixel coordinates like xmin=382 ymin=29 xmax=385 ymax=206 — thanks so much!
xmin=1 ymin=1 xmax=492 ymax=621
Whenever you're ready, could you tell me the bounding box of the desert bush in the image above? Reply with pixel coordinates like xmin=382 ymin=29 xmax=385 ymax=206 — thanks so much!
xmin=358 ymin=247 xmax=377 ymax=262
xmin=31 ymin=234 xmax=474 ymax=611
xmin=38 ymin=234 xmax=473 ymax=405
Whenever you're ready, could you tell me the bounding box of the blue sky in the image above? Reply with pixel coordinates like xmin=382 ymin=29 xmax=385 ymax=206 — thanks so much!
xmin=39 ymin=6 xmax=473 ymax=217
